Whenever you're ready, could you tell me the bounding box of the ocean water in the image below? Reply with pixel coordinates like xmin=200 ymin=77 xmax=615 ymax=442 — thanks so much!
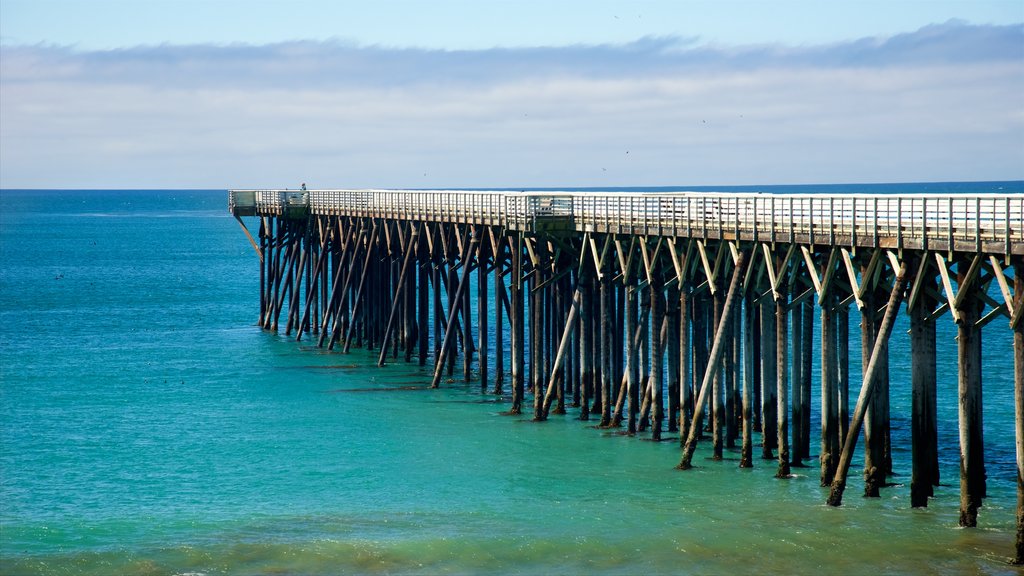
xmin=0 ymin=185 xmax=1022 ymax=576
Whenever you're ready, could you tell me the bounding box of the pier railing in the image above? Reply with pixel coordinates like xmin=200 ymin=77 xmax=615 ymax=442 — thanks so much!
xmin=229 ymin=189 xmax=1023 ymax=255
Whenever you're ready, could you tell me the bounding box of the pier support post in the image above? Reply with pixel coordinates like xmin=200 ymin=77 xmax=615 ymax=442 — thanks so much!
xmin=678 ymin=283 xmax=692 ymax=441
xmin=431 ymin=232 xmax=478 ymax=388
xmin=650 ymin=271 xmax=665 ymax=438
xmin=820 ymin=295 xmax=839 ymax=485
xmin=627 ymin=282 xmax=640 ymax=433
xmin=259 ymin=218 xmax=267 ymax=323
xmin=712 ymin=282 xmax=726 ymax=459
xmin=377 ymin=224 xmax=419 ymax=366
xmin=827 ymin=261 xmax=908 ymax=507
xmin=600 ymin=271 xmax=615 ymax=427
xmin=493 ymin=239 xmax=505 ymax=394
xmin=691 ymin=291 xmax=709 ymax=442
xmin=741 ymin=288 xmax=755 ymax=468
xmin=511 ymin=234 xmax=525 ymax=414
xmin=678 ymin=250 xmax=748 ymax=470
xmin=540 ymin=284 xmax=582 ymax=419
xmin=800 ymin=299 xmax=813 ymax=462
xmin=790 ymin=293 xmax=804 ymax=467
xmin=668 ymin=282 xmax=681 ymax=434
xmin=1012 ymin=257 xmax=1023 ymax=564
xmin=579 ymin=272 xmax=593 ymax=421
xmin=910 ymin=268 xmax=938 ymax=508
xmin=478 ymin=235 xmax=489 ymax=390
xmin=761 ymin=288 xmax=778 ymax=459
xmin=863 ymin=276 xmax=888 ymax=496
xmin=418 ymin=241 xmax=430 ymax=366
xmin=957 ymin=256 xmax=986 ymax=527
xmin=725 ymin=297 xmax=739 ymax=449
xmin=837 ymin=305 xmax=850 ymax=445
xmin=776 ymin=280 xmax=791 ymax=478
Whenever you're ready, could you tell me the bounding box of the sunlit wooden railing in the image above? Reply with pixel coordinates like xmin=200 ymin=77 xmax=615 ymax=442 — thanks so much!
xmin=229 ymin=189 xmax=1023 ymax=255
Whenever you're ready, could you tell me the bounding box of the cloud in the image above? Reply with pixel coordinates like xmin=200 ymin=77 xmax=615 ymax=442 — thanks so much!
xmin=1 ymin=21 xmax=1022 ymax=188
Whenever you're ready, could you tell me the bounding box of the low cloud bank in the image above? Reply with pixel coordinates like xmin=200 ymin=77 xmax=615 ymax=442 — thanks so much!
xmin=2 ymin=21 xmax=1021 ymax=188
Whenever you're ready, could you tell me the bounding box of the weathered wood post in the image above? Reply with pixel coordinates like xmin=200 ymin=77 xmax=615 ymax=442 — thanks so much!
xmin=338 ymin=223 xmax=379 ymax=352
xmin=579 ymin=271 xmax=593 ymax=421
xmin=493 ymin=240 xmax=505 ymax=394
xmin=1013 ymin=256 xmax=1023 ymax=564
xmin=600 ymin=271 xmax=615 ymax=427
xmin=259 ymin=218 xmax=267 ymax=323
xmin=957 ymin=256 xmax=986 ymax=527
xmin=679 ymin=282 xmax=692 ymax=441
xmin=691 ymin=291 xmax=709 ymax=442
xmin=478 ymin=236 xmax=489 ymax=391
xmin=790 ymin=293 xmax=804 ymax=467
xmin=678 ymin=250 xmax=748 ymax=470
xmin=431 ymin=232 xmax=478 ymax=388
xmin=377 ymin=224 xmax=419 ymax=366
xmin=627 ymin=282 xmax=640 ymax=433
xmin=667 ymin=282 xmax=681 ymax=434
xmin=827 ymin=261 xmax=908 ymax=506
xmin=820 ymin=294 xmax=839 ymax=485
xmin=725 ymin=297 xmax=738 ymax=449
xmin=863 ymin=272 xmax=886 ymax=497
xmin=776 ymin=277 xmax=791 ymax=479
xmin=837 ymin=305 xmax=850 ymax=445
xmin=712 ymin=280 xmax=726 ymax=460
xmin=761 ymin=285 xmax=778 ymax=460
xmin=511 ymin=233 xmax=525 ymax=414
xmin=650 ymin=270 xmax=665 ymax=438
xmin=741 ymin=288 xmax=755 ymax=468
xmin=418 ymin=238 xmax=430 ymax=366
xmin=910 ymin=266 xmax=938 ymax=508
xmin=540 ymin=284 xmax=582 ymax=419
xmin=800 ymin=298 xmax=814 ymax=461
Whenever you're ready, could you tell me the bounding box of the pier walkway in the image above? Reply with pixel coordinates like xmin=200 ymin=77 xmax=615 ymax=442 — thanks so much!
xmin=230 ymin=188 xmax=1023 ymax=562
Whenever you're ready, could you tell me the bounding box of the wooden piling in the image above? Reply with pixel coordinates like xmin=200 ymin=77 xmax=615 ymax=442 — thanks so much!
xmin=650 ymin=272 xmax=665 ymax=438
xmin=540 ymin=285 xmax=582 ymax=419
xmin=910 ymin=269 xmax=937 ymax=508
xmin=712 ymin=284 xmax=726 ymax=460
xmin=957 ymin=257 xmax=986 ymax=527
xmin=776 ymin=279 xmax=791 ymax=479
xmin=820 ymin=296 xmax=839 ymax=486
xmin=761 ymin=290 xmax=778 ymax=459
xmin=679 ymin=283 xmax=692 ymax=441
xmin=431 ymin=232 xmax=478 ymax=388
xmin=725 ymin=296 xmax=738 ymax=449
xmin=668 ymin=283 xmax=681 ymax=434
xmin=579 ymin=273 xmax=593 ymax=421
xmin=863 ymin=274 xmax=886 ymax=497
xmin=418 ymin=255 xmax=429 ymax=366
xmin=478 ymin=237 xmax=489 ymax=391
xmin=800 ymin=298 xmax=813 ymax=461
xmin=837 ymin=305 xmax=850 ymax=445
xmin=678 ymin=250 xmax=748 ymax=470
xmin=511 ymin=234 xmax=525 ymax=414
xmin=790 ymin=293 xmax=805 ymax=467
xmin=741 ymin=288 xmax=754 ymax=468
xmin=627 ymin=283 xmax=640 ymax=433
xmin=827 ymin=261 xmax=908 ymax=507
xmin=1013 ymin=257 xmax=1023 ymax=564
xmin=493 ymin=240 xmax=505 ymax=394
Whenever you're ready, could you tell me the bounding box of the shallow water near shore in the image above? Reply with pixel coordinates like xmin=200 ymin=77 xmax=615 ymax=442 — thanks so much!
xmin=1 ymin=187 xmax=1022 ymax=575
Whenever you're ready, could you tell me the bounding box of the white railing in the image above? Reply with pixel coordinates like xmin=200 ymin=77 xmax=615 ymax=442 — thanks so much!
xmin=229 ymin=189 xmax=1024 ymax=255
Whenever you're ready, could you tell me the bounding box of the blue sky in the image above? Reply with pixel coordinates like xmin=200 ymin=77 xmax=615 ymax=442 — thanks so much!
xmin=1 ymin=0 xmax=1022 ymax=188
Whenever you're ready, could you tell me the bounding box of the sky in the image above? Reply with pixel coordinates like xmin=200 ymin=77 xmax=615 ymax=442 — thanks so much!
xmin=1 ymin=0 xmax=1022 ymax=188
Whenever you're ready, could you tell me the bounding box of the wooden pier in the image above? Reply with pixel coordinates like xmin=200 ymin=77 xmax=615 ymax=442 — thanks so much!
xmin=230 ymin=188 xmax=1024 ymax=561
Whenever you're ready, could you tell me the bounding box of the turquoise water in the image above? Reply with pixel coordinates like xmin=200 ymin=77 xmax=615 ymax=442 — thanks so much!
xmin=0 ymin=187 xmax=1021 ymax=575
